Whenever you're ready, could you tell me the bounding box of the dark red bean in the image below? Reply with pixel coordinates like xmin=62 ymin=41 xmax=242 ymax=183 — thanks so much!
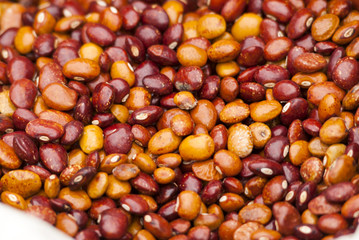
xmin=282 ymin=162 xmax=301 ymax=184
xmin=143 ymin=74 xmax=173 ymax=95
xmin=345 ymin=143 xmax=359 ymax=162
xmin=156 ymin=183 xmax=178 ymax=204
xmin=68 ymin=81 xmax=90 ymax=97
xmin=147 ymin=45 xmax=178 ymax=66
xmin=272 ymin=201 xmax=301 ymax=236
xmin=237 ymin=66 xmax=259 ymax=83
xmin=0 ymin=115 xmax=13 ymax=134
xmin=144 ymin=212 xmax=173 ymax=239
xmin=40 ymin=143 xmax=68 ymax=174
xmin=262 ymin=0 xmax=293 ymax=23
xmin=49 ymin=198 xmax=72 ymax=212
xmin=199 ymin=75 xmax=221 ymax=100
xmin=285 ymin=181 xmax=302 ymax=204
xmin=238 ymin=82 xmax=265 ymax=103
xmin=0 ymin=27 xmax=18 ymax=47
xmin=314 ymin=41 xmax=338 ymax=56
xmin=120 ymin=5 xmax=140 ymax=30
xmin=6 ymin=56 xmax=35 ymax=83
xmin=128 ymin=106 xmax=164 ymax=126
xmin=75 ymin=229 xmax=100 ymax=240
xmin=135 ymin=25 xmax=162 ymax=49
xmin=73 ymin=95 xmax=93 ymax=125
xmin=254 ymin=64 xmax=290 ymax=88
xmin=88 ymin=0 xmax=108 ymax=13
xmin=223 ymin=177 xmax=243 ymax=194
xmin=280 ymin=98 xmax=309 ymax=126
xmin=9 ymin=78 xmax=37 ymax=109
xmin=25 ymin=119 xmax=64 ymax=142
xmin=332 ymin=56 xmax=359 ymax=90
xmin=141 ymin=6 xmax=169 ymax=32
xmin=130 ymin=172 xmax=159 ymax=196
xmin=103 ymin=123 xmax=134 ymax=154
xmin=13 ymin=134 xmax=39 ymax=165
xmin=91 ymin=113 xmax=115 ymax=128
xmin=237 ymin=46 xmax=265 ymax=67
xmin=160 ymin=94 xmax=176 ymax=109
xmin=89 ymin=197 xmax=116 ymax=220
xmin=30 ymin=195 xmax=51 ymax=208
xmin=248 ymin=158 xmax=284 ymax=178
xmin=178 ymin=172 xmax=203 ymax=194
xmin=295 ymin=34 xmax=316 ymax=52
xmin=12 ymin=109 xmax=37 ymax=130
xmin=302 ymin=118 xmax=321 ymax=137
xmin=240 ymin=155 xmax=262 ymax=178
xmin=296 ymin=181 xmax=317 ymax=212
xmin=174 ymin=66 xmax=204 ymax=91
xmin=293 ymin=224 xmax=323 ymax=240
xmin=120 ymin=194 xmax=149 ymax=215
xmin=108 ymin=78 xmax=130 ymax=104
xmin=158 ymin=199 xmax=179 ymax=221
xmin=63 ymin=0 xmax=85 ymax=16
xmin=103 ymin=47 xmax=129 ymax=65
xmin=33 ymin=34 xmax=56 ymax=57
xmin=99 ymin=208 xmax=128 ymax=239
xmin=125 ymin=36 xmax=146 ymax=63
xmin=57 ymin=39 xmax=81 ymax=50
xmin=1 ymin=46 xmax=19 ymax=63
xmin=23 ymin=165 xmax=51 ymax=181
xmin=201 ymin=180 xmax=223 ymax=205
xmin=324 ymin=182 xmax=358 ymax=203
xmin=210 ymin=124 xmax=228 ymax=152
xmin=1 ymin=131 xmax=28 ymax=148
xmin=287 ymin=46 xmax=307 ymax=75
xmin=287 ymin=8 xmax=314 ymax=40
xmin=327 ymin=47 xmax=345 ymax=80
xmin=38 ymin=62 xmax=66 ymax=92
xmin=68 ymin=166 xmax=96 ymax=190
xmin=163 ymin=23 xmax=183 ymax=49
xmin=260 ymin=18 xmax=282 ymax=43
xmin=134 ymin=60 xmax=160 ymax=87
xmin=68 ymin=209 xmax=88 ymax=230
xmin=271 ymin=125 xmax=288 ymax=137
xmin=92 ymin=82 xmax=115 ymax=113
xmin=53 ymin=46 xmax=79 ymax=67
xmin=273 ymin=80 xmax=301 ymax=102
xmin=264 ymin=136 xmax=290 ymax=162
xmin=264 ymin=37 xmax=293 ymax=61
xmin=247 ymin=0 xmax=263 ymax=13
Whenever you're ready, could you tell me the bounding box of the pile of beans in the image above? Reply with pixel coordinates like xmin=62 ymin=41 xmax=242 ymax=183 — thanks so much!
xmin=2 ymin=0 xmax=359 ymax=239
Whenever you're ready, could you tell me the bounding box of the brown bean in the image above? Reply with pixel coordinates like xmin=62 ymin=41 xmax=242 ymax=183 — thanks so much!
xmin=233 ymin=221 xmax=263 ymax=240
xmin=207 ymin=39 xmax=241 ymax=63
xmin=63 ymin=58 xmax=100 ymax=81
xmin=238 ymin=203 xmax=272 ymax=224
xmin=311 ymin=14 xmax=340 ymax=41
xmin=250 ymin=100 xmax=282 ymax=122
xmin=319 ymin=117 xmax=348 ymax=145
xmin=228 ymin=123 xmax=253 ymax=158
xmin=1 ymin=170 xmax=41 ymax=198
xmin=219 ymin=101 xmax=250 ymax=124
xmin=42 ymin=83 xmax=78 ymax=111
